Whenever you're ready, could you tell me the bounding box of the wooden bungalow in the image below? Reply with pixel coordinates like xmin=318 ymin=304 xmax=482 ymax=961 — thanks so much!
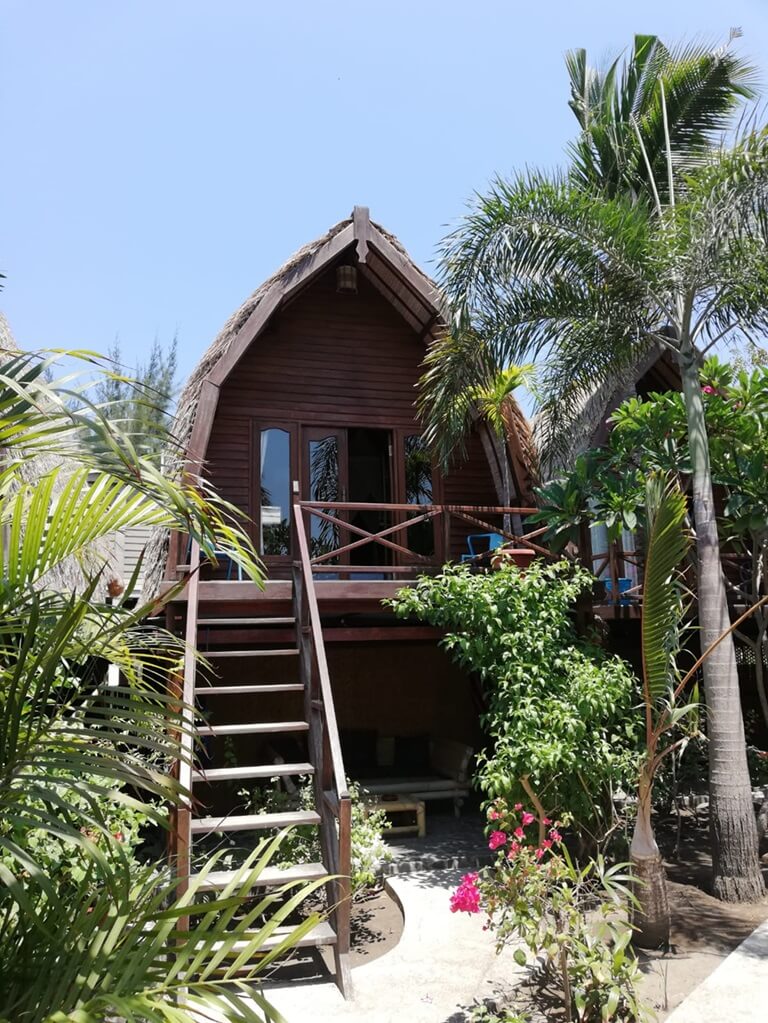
xmin=146 ymin=208 xmax=547 ymax=993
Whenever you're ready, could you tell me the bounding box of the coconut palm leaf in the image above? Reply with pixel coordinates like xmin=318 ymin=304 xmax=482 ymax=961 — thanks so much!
xmin=641 ymin=476 xmax=690 ymax=708
xmin=566 ymin=34 xmax=758 ymax=199
xmin=0 ymin=835 xmax=324 ymax=1023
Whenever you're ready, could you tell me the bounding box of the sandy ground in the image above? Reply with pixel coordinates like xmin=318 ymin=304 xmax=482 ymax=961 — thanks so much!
xmin=263 ymin=811 xmax=767 ymax=1019
xmin=636 ymin=880 xmax=768 ymax=1021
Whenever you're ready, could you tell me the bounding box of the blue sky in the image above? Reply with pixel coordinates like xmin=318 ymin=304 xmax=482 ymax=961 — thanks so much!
xmin=3 ymin=2 xmax=768 ymax=386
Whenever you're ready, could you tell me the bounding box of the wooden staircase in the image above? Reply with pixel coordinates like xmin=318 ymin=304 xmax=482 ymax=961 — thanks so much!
xmin=172 ymin=515 xmax=353 ymax=997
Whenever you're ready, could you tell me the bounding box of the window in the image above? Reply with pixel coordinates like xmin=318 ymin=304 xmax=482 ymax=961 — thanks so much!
xmin=260 ymin=428 xmax=291 ymax=556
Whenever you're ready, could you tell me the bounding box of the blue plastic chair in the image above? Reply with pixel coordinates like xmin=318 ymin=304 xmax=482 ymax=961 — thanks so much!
xmin=461 ymin=533 xmax=505 ymax=562
xmin=186 ymin=538 xmax=243 ymax=580
xmin=604 ymin=577 xmax=632 ymax=605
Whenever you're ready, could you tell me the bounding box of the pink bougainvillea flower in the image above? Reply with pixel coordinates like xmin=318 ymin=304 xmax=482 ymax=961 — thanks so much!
xmin=702 ymin=385 xmax=716 ymax=394
xmin=542 ymin=817 xmax=552 ymax=825
xmin=521 ymin=811 xmax=535 ymax=826
xmin=513 ymin=803 xmax=523 ymax=811
xmin=542 ymin=838 xmax=553 ymax=850
xmin=449 ymin=872 xmax=481 ymax=914
xmin=549 ymin=829 xmax=562 ymax=843
xmin=513 ymin=826 xmax=525 ymax=840
xmin=488 ymin=809 xmax=501 ymax=821
xmin=113 ymin=831 xmax=124 ymax=842
xmin=488 ymin=830 xmax=507 ymax=850
xmin=507 ymin=841 xmax=521 ymax=859
xmin=534 ymin=847 xmax=544 ymax=860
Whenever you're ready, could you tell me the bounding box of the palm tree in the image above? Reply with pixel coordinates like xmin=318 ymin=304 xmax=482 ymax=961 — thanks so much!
xmin=566 ymin=32 xmax=757 ymax=200
xmin=0 ymin=347 xmax=321 ymax=1020
xmin=430 ymin=50 xmax=768 ymax=899
xmin=419 ymin=328 xmax=533 ymax=528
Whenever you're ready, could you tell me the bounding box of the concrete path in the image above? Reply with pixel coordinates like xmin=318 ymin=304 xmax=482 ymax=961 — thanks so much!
xmin=262 ymin=867 xmax=523 ymax=1023
xmin=665 ymin=918 xmax=768 ymax=1023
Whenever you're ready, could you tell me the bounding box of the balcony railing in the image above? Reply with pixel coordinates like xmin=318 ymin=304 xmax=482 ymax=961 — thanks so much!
xmin=297 ymin=501 xmax=555 ymax=577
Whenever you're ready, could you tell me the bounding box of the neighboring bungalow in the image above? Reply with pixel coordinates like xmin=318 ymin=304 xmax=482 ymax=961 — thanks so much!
xmin=535 ymin=344 xmax=682 ymax=609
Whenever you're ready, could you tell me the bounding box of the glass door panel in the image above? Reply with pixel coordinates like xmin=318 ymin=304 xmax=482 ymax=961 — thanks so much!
xmin=303 ymin=428 xmax=348 ymax=565
xmin=347 ymin=427 xmax=392 ymax=568
xmin=402 ymin=433 xmax=435 ymax=558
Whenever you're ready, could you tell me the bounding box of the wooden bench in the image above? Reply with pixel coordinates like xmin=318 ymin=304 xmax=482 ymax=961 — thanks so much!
xmin=358 ymin=738 xmax=473 ymax=817
xmin=364 ymin=794 xmax=426 ymax=837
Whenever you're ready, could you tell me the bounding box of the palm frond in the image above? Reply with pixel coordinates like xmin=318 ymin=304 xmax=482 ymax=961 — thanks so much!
xmin=566 ymin=34 xmax=758 ymax=199
xmin=0 ymin=835 xmax=323 ymax=1023
xmin=641 ymin=475 xmax=690 ymax=707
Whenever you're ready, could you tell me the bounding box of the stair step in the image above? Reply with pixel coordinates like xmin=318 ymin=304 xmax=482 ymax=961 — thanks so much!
xmin=204 ymin=649 xmax=299 ymax=658
xmin=193 ymin=862 xmax=328 ymax=891
xmin=198 ymin=617 xmax=296 ymax=627
xmin=207 ymin=921 xmax=337 ymax=956
xmin=192 ymin=762 xmax=314 ymax=783
xmin=196 ymin=721 xmax=309 ymax=736
xmin=191 ymin=809 xmax=321 ymax=833
xmin=195 ymin=684 xmax=304 ymax=696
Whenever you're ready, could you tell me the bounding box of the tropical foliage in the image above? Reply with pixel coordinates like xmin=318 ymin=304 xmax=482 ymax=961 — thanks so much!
xmin=242 ymin=777 xmax=390 ymax=894
xmin=94 ymin=336 xmax=178 ymax=454
xmin=388 ymin=560 xmax=640 ymax=839
xmin=629 ymin=476 xmax=693 ymax=947
xmin=534 ymin=357 xmax=768 ymax=728
xmin=0 ymin=348 xmax=320 ymax=1022
xmin=427 ymin=33 xmax=766 ymax=900
xmin=453 ymin=801 xmax=645 ymax=1022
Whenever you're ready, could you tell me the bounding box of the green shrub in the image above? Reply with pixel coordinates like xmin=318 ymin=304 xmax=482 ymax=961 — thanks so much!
xmin=242 ymin=777 xmax=390 ymax=893
xmin=389 ymin=561 xmax=641 ymax=837
xmin=0 ymin=771 xmax=158 ymax=892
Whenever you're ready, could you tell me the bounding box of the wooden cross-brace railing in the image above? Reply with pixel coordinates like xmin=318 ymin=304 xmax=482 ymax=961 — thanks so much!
xmin=299 ymin=501 xmax=554 ymax=574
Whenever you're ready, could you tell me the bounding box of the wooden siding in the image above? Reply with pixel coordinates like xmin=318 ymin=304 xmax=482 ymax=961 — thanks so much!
xmin=206 ymin=416 xmax=252 ymax=524
xmin=214 ymin=268 xmax=423 ymax=428
xmin=442 ymin=430 xmax=501 ymax=559
xmin=203 ymin=261 xmax=498 ymax=553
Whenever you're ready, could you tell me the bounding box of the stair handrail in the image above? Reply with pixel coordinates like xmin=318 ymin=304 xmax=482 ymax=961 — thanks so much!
xmin=292 ymin=503 xmax=352 ymax=992
xmin=292 ymin=504 xmax=349 ymax=802
xmin=173 ymin=536 xmax=200 ymax=891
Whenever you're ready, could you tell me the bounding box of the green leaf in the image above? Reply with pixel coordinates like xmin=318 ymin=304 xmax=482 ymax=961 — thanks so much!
xmin=641 ymin=475 xmax=690 ymax=706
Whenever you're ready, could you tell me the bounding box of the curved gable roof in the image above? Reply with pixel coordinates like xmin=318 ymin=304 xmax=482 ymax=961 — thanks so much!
xmin=171 ymin=207 xmax=444 ymax=480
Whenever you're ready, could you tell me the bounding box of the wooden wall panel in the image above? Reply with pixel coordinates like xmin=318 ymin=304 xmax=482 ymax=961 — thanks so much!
xmin=205 ymin=415 xmax=252 ymax=525
xmin=203 ymin=263 xmax=498 ymax=546
xmin=217 ymin=269 xmax=423 ymax=428
xmin=442 ymin=429 xmax=501 ymax=559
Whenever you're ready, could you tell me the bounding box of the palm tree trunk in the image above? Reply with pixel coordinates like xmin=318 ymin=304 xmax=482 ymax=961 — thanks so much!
xmin=678 ymin=338 xmax=763 ymax=901
xmin=631 ymin=764 xmax=670 ymax=948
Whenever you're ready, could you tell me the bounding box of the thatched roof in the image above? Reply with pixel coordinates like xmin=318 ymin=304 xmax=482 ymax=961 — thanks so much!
xmin=142 ymin=208 xmax=542 ymax=596
xmin=0 ymin=312 xmax=116 ymax=595
xmin=172 ymin=209 xmax=441 ymax=477
xmin=534 ymin=343 xmax=680 ymax=478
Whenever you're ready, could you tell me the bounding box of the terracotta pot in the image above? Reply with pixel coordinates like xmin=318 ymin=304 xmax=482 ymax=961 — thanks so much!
xmin=491 ymin=548 xmax=536 ymax=571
